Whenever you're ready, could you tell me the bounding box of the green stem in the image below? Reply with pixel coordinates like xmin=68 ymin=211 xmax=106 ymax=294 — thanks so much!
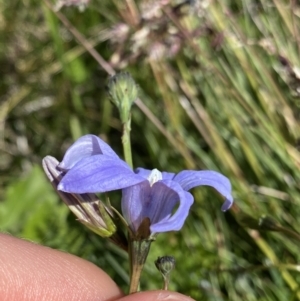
xmin=163 ymin=276 xmax=169 ymax=290
xmin=122 ymin=117 xmax=133 ymax=169
xmin=277 ymin=226 xmax=300 ymax=242
xmin=128 ymin=239 xmax=152 ymax=294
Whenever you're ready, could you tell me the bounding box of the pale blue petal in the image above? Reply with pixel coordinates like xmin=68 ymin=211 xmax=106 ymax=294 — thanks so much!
xmin=174 ymin=170 xmax=233 ymax=210
xmin=149 ymin=181 xmax=194 ymax=233
xmin=59 ymin=134 xmax=119 ymax=170
xmin=161 ymin=171 xmax=176 ymax=180
xmin=121 ymin=179 xmax=193 ymax=234
xmin=221 ymin=198 xmax=233 ymax=212
xmin=134 ymin=168 xmax=152 ymax=179
xmin=58 ymin=155 xmax=145 ymax=193
xmin=121 ymin=181 xmax=151 ymax=232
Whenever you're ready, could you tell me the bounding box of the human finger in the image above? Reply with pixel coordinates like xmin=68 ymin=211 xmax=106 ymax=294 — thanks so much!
xmin=118 ymin=290 xmax=195 ymax=301
xmin=0 ymin=233 xmax=123 ymax=301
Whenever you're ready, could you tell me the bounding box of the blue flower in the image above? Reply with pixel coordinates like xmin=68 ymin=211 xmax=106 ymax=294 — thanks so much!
xmin=57 ymin=135 xmax=233 ymax=234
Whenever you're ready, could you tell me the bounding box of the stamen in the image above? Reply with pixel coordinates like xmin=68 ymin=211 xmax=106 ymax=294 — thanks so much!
xmin=147 ymin=169 xmax=162 ymax=186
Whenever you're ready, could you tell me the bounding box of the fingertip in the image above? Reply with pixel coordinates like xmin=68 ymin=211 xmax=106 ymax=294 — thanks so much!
xmin=118 ymin=290 xmax=195 ymax=301
xmin=0 ymin=233 xmax=123 ymax=301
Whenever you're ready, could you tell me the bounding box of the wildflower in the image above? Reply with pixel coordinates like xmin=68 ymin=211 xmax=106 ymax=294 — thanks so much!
xmin=57 ymin=134 xmax=233 ymax=236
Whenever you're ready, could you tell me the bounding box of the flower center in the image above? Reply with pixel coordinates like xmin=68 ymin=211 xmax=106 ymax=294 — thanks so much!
xmin=147 ymin=169 xmax=162 ymax=186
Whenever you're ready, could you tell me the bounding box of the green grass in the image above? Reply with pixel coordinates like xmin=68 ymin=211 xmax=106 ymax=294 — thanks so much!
xmin=0 ymin=0 xmax=300 ymax=299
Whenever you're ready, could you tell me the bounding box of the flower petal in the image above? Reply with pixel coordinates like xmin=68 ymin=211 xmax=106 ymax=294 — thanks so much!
xmin=121 ymin=181 xmax=151 ymax=232
xmin=134 ymin=168 xmax=152 ymax=179
xmin=58 ymin=155 xmax=145 ymax=193
xmin=121 ymin=180 xmax=193 ymax=234
xmin=221 ymin=197 xmax=233 ymax=212
xmin=148 ymin=180 xmax=194 ymax=233
xmin=173 ymin=170 xmax=233 ymax=210
xmin=59 ymin=134 xmax=119 ymax=170
xmin=161 ymin=171 xmax=176 ymax=180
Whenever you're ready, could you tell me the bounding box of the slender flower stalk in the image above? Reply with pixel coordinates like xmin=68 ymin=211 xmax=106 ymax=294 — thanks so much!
xmin=121 ymin=113 xmax=136 ymax=288
xmin=128 ymin=238 xmax=152 ymax=293
xmin=122 ymin=116 xmax=133 ymax=169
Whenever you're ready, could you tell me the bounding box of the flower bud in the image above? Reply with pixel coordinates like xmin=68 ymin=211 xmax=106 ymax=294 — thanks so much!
xmin=155 ymin=255 xmax=175 ymax=290
xmin=107 ymin=72 xmax=138 ymax=123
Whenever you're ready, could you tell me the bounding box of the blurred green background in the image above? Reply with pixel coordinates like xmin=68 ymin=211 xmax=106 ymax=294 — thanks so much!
xmin=1 ymin=0 xmax=300 ymax=299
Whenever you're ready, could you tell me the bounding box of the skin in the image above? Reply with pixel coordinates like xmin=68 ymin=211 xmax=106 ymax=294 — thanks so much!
xmin=0 ymin=233 xmax=195 ymax=301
